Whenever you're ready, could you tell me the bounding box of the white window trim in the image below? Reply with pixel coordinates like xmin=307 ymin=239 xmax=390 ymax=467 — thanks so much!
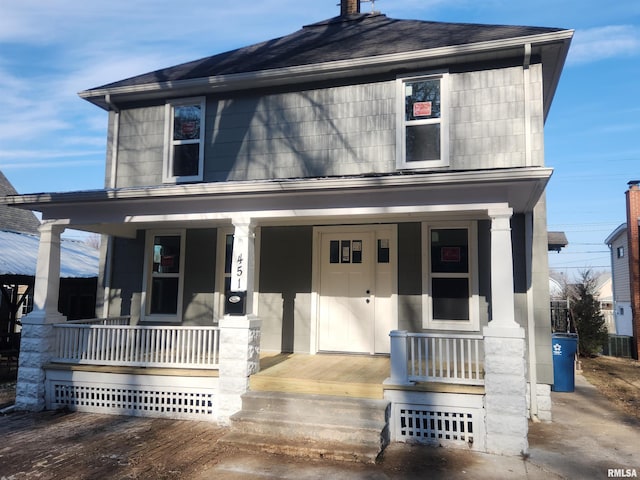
xmin=141 ymin=230 xmax=186 ymax=323
xmin=421 ymin=221 xmax=479 ymax=331
xmin=163 ymin=97 xmax=206 ymax=183
xmin=396 ymin=72 xmax=449 ymax=170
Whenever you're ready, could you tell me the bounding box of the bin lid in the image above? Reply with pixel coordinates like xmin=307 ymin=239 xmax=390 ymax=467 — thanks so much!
xmin=552 ymin=333 xmax=578 ymax=338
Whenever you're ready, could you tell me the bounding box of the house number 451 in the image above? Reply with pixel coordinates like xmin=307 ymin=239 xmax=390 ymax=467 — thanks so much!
xmin=235 ymin=253 xmax=244 ymax=290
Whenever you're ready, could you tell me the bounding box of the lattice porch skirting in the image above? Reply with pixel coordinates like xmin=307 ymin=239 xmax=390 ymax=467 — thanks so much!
xmin=45 ymin=369 xmax=219 ymax=421
xmin=384 ymin=390 xmax=486 ymax=451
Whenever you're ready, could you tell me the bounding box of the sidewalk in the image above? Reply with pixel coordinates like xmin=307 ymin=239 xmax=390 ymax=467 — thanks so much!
xmin=0 ymin=373 xmax=638 ymax=479
xmin=527 ymin=373 xmax=639 ymax=479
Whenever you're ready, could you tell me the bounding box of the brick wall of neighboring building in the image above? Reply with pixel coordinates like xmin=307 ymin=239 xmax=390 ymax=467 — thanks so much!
xmin=626 ymin=183 xmax=640 ymax=358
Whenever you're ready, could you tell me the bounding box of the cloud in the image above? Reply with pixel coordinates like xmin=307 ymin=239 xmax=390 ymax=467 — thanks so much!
xmin=568 ymin=25 xmax=640 ymax=64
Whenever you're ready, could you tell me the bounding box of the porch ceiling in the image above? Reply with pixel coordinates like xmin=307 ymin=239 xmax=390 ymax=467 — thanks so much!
xmin=0 ymin=168 xmax=552 ymax=237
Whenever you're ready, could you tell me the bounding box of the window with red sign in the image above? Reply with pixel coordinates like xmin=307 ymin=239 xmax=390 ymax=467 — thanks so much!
xmin=423 ymin=223 xmax=478 ymax=331
xmin=397 ymin=74 xmax=449 ymax=170
xmin=164 ymin=97 xmax=205 ymax=183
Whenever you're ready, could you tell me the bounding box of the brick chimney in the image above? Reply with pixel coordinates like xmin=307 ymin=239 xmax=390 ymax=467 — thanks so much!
xmin=626 ymin=180 xmax=640 ymax=359
xmin=341 ymin=0 xmax=361 ymax=16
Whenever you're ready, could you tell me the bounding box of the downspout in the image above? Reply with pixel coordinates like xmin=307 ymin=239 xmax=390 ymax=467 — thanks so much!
xmin=526 ymin=211 xmax=540 ymax=422
xmin=105 ymin=94 xmax=120 ymax=189
xmin=101 ymin=94 xmax=120 ymax=318
xmin=523 ymin=45 xmax=540 ymax=421
xmin=523 ymin=43 xmax=532 ymax=167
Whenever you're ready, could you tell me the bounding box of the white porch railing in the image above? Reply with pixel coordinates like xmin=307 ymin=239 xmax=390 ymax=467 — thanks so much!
xmin=389 ymin=331 xmax=484 ymax=386
xmin=52 ymin=323 xmax=220 ymax=369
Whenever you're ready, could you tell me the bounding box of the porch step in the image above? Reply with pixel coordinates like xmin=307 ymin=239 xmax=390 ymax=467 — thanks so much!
xmin=218 ymin=391 xmax=390 ymax=463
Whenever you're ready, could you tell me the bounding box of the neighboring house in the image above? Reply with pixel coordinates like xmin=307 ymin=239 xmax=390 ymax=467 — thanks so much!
xmin=1 ymin=1 xmax=573 ymax=458
xmin=0 ymin=171 xmax=99 ymax=370
xmin=0 ymin=170 xmax=41 ymax=338
xmin=605 ymin=223 xmax=632 ymax=336
xmin=595 ymin=273 xmax=614 ymax=335
xmin=605 ymin=181 xmax=640 ymax=358
xmin=0 ymin=230 xmax=100 ymax=323
xmin=548 ymin=231 xmax=568 ymax=253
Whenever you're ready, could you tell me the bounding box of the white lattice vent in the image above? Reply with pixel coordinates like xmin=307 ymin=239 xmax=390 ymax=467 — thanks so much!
xmin=50 ymin=382 xmax=215 ymax=420
xmin=395 ymin=404 xmax=479 ymax=447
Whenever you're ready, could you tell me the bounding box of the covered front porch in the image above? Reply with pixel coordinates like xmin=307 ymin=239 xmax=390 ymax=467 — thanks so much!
xmin=4 ymin=169 xmax=550 ymax=456
xmin=44 ymin=317 xmax=489 ymax=452
xmin=45 ymin=316 xmax=485 ymax=401
xmin=252 ymin=330 xmax=485 ymax=399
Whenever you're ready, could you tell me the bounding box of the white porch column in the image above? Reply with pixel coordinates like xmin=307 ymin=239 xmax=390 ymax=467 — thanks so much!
xmin=216 ymin=218 xmax=261 ymax=421
xmin=16 ymin=222 xmax=67 ymax=411
xmin=229 ymin=218 xmax=256 ymax=315
xmin=488 ymin=208 xmax=518 ymax=330
xmin=483 ymin=208 xmax=528 ymax=456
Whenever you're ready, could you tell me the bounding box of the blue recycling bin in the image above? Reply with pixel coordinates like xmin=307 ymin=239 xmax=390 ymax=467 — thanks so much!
xmin=552 ymin=333 xmax=578 ymax=392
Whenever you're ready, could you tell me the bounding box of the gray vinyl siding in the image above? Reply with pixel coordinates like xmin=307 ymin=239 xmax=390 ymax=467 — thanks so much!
xmin=182 ymin=228 xmax=217 ymax=325
xmin=397 ymin=222 xmax=423 ymax=331
xmin=511 ymin=204 xmax=553 ymax=385
xmin=449 ymin=64 xmax=544 ymax=169
xmin=106 ymin=228 xmax=217 ymax=325
xmin=611 ymin=233 xmax=630 ymax=303
xmin=258 ymin=226 xmax=313 ymax=353
xmin=109 ymin=64 xmax=544 ymax=188
xmin=107 ymin=232 xmax=145 ymax=321
xmin=205 ymin=83 xmax=396 ymax=181
xmin=532 ymin=197 xmax=553 ymax=384
xmin=113 ymin=106 xmax=165 ymax=188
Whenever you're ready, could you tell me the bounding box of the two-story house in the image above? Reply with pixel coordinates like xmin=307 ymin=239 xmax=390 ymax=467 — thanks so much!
xmin=3 ymin=0 xmax=573 ymax=460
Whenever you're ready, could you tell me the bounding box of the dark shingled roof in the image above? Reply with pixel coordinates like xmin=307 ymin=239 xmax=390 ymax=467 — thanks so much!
xmin=0 ymin=171 xmax=40 ymax=235
xmin=90 ymin=13 xmax=566 ymax=91
xmin=548 ymin=231 xmax=569 ymax=252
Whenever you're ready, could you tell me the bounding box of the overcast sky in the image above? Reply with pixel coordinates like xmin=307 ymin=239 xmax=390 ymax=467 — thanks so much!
xmin=1 ymin=0 xmax=639 ymax=277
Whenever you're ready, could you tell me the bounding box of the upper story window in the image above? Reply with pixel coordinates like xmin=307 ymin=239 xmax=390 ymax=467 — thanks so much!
xmin=164 ymin=97 xmax=205 ymax=183
xmin=617 ymin=246 xmax=624 ymax=258
xmin=397 ymin=74 xmax=449 ymax=170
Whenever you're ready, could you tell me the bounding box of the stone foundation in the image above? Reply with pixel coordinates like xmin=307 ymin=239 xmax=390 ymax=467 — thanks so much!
xmin=217 ymin=314 xmax=261 ymax=421
xmin=15 ymin=317 xmax=59 ymax=411
xmin=527 ymin=383 xmax=552 ymax=422
xmin=483 ymin=326 xmax=528 ymax=456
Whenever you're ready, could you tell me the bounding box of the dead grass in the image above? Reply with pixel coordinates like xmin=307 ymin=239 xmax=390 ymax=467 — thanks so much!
xmin=580 ymin=355 xmax=640 ymax=421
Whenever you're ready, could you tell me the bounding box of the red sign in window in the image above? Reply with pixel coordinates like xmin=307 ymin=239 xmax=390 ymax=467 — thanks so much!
xmin=161 ymin=255 xmax=175 ymax=268
xmin=413 ymin=101 xmax=432 ymax=117
xmin=441 ymin=247 xmax=461 ymax=263
xmin=181 ymin=121 xmax=196 ymax=137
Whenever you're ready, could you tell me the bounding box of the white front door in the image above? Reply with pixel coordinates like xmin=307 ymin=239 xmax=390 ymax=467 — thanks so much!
xmin=318 ymin=232 xmax=375 ymax=353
